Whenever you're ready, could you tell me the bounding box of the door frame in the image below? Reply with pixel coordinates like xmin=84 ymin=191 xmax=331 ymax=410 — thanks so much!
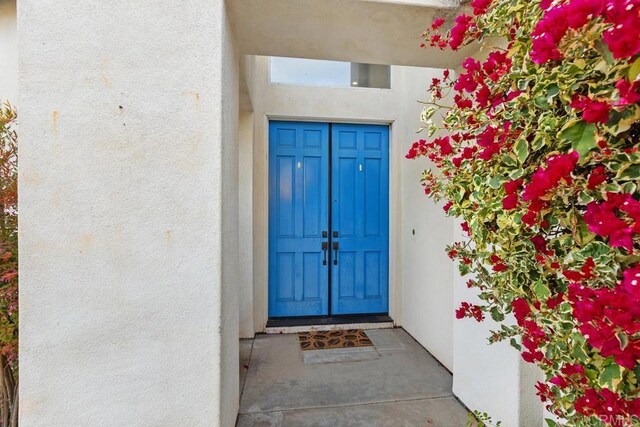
xmin=261 ymin=116 xmax=397 ymax=324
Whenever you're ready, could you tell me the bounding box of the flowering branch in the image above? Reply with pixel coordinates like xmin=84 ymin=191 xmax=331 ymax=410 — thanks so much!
xmin=410 ymin=0 xmax=640 ymax=424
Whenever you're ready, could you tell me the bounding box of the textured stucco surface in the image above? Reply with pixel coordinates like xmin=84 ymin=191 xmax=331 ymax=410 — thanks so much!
xmin=396 ymin=66 xmax=456 ymax=371
xmin=228 ymin=0 xmax=474 ymax=68
xmin=238 ymin=112 xmax=254 ymax=338
xmin=0 ymin=0 xmax=17 ymax=102
xmin=19 ymin=1 xmax=238 ymax=425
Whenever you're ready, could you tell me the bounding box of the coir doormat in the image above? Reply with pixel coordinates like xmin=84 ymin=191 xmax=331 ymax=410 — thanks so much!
xmin=298 ymin=329 xmax=373 ymax=350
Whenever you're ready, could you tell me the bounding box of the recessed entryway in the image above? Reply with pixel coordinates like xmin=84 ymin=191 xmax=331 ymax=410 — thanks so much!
xmin=269 ymin=121 xmax=390 ymax=318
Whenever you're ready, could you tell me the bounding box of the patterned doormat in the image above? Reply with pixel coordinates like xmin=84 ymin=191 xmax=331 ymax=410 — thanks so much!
xmin=298 ymin=329 xmax=373 ymax=351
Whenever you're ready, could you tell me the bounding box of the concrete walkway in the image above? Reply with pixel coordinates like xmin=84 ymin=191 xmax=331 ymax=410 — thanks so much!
xmin=237 ymin=328 xmax=469 ymax=426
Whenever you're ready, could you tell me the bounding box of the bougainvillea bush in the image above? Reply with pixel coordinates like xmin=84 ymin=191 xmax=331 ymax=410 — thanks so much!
xmin=0 ymin=103 xmax=18 ymax=427
xmin=408 ymin=0 xmax=640 ymax=425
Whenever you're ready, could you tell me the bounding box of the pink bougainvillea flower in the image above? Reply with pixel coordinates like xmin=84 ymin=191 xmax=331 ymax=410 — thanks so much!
xmin=570 ymin=96 xmax=611 ymax=124
xmin=566 ymin=0 xmax=605 ymax=29
xmin=492 ymin=263 xmax=508 ymax=272
xmin=615 ymin=78 xmax=640 ymax=106
xmin=490 ymin=253 xmax=509 ymax=271
xmin=603 ymin=0 xmax=640 ymax=59
xmin=587 ymin=165 xmax=608 ymax=189
xmin=449 ymin=15 xmax=474 ymax=50
xmin=531 ymin=0 xmax=607 ymax=63
xmin=471 ymin=0 xmax=492 ymax=15
xmin=621 ymin=264 xmax=640 ymax=298
xmin=581 ymin=257 xmax=596 ymax=278
xmin=502 ymin=194 xmax=518 ymax=210
xmin=583 ymin=194 xmax=638 ymax=252
xmin=431 ymin=17 xmax=445 ymax=30
xmin=456 ymin=302 xmax=485 ymax=321
xmin=546 ymin=293 xmax=565 ymax=309
xmin=569 ymin=263 xmax=640 ymax=369
xmin=434 ymin=136 xmax=453 ymax=155
xmin=512 ymin=298 xmax=531 ymax=325
xmin=539 ymin=0 xmax=554 ymax=9
xmin=522 ymin=152 xmax=579 ymax=202
xmin=504 ymin=178 xmax=523 ymax=195
xmin=454 ymin=94 xmax=473 ymax=109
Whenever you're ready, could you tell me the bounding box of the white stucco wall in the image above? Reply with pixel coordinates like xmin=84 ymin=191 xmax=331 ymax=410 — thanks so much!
xmin=220 ymin=9 xmax=241 ymax=426
xmin=0 ymin=0 xmax=17 ymax=103
xmin=398 ymin=67 xmax=456 ymax=371
xmin=452 ymin=223 xmax=544 ymax=426
xmin=19 ymin=1 xmax=239 ymax=425
xmin=238 ymin=112 xmax=255 ymax=339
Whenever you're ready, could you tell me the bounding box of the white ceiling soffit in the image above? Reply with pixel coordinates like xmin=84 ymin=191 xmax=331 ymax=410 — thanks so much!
xmin=227 ymin=0 xmax=477 ymax=69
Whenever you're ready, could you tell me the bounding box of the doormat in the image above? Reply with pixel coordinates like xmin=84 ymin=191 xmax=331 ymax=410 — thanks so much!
xmin=298 ymin=329 xmax=373 ymax=351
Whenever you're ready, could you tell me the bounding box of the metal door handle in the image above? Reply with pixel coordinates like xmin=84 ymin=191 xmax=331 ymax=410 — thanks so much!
xmin=332 ymin=242 xmax=339 ymax=265
xmin=322 ymin=242 xmax=328 ymax=265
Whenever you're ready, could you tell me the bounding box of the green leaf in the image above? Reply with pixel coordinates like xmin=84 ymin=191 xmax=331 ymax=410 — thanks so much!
xmin=599 ymin=364 xmax=622 ymax=389
xmin=596 ymin=40 xmax=614 ymax=65
xmin=560 ymin=121 xmax=597 ymax=158
xmin=585 ymin=367 xmax=598 ymax=381
xmin=488 ymin=176 xmax=502 ymax=189
xmin=510 ymin=338 xmax=522 ymax=351
xmin=546 ymin=84 xmax=560 ymax=98
xmin=517 ymin=79 xmax=530 ymax=91
xmin=617 ymin=164 xmax=640 ymax=181
xmin=534 ymin=95 xmax=551 ymax=110
xmin=629 ymin=57 xmax=640 ymax=82
xmin=532 ymin=281 xmax=551 ymax=301
xmin=514 ymin=139 xmax=529 ymax=164
xmin=490 ymin=306 xmax=505 ymax=322
xmin=580 ymin=241 xmax=612 ymax=259
xmin=616 ymin=332 xmax=629 ymax=350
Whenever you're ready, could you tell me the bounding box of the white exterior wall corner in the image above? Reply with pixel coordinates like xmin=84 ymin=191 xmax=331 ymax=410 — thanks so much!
xmin=18 ymin=1 xmax=236 ymax=425
xmin=238 ymin=111 xmax=255 ymax=339
xmin=220 ymin=5 xmax=241 ymax=425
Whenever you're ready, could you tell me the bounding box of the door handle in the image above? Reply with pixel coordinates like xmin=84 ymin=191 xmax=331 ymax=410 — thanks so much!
xmin=322 ymin=241 xmax=328 ymax=265
xmin=332 ymin=242 xmax=339 ymax=265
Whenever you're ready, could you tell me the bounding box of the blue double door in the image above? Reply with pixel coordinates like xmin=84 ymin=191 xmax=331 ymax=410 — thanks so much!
xmin=269 ymin=121 xmax=389 ymax=317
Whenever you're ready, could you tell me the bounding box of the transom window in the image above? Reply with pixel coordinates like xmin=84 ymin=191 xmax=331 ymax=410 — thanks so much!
xmin=270 ymin=57 xmax=391 ymax=89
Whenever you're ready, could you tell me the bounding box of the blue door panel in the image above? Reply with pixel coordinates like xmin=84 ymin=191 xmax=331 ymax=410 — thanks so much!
xmin=269 ymin=121 xmax=389 ymax=317
xmin=331 ymin=124 xmax=389 ymax=315
xmin=269 ymin=121 xmax=329 ymax=317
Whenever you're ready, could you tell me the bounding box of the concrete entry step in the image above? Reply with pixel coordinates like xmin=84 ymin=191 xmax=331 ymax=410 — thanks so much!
xmin=237 ymin=328 xmax=469 ymax=426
